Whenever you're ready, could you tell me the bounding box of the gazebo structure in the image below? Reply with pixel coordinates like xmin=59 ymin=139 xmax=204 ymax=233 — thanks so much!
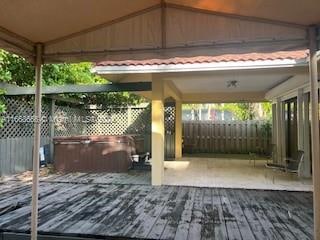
xmin=0 ymin=1 xmax=319 ymax=239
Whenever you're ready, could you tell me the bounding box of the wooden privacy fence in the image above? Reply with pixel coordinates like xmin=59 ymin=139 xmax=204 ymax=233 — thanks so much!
xmin=183 ymin=120 xmax=272 ymax=154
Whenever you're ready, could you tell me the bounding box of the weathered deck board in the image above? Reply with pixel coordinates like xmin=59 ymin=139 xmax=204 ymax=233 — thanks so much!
xmin=131 ymin=186 xmax=175 ymax=239
xmin=161 ymin=187 xmax=191 ymax=240
xmin=245 ymin=189 xmax=293 ymax=240
xmin=187 ymin=187 xmax=205 ymax=240
xmin=147 ymin=186 xmax=183 ymax=239
xmin=272 ymin=191 xmax=313 ymax=239
xmin=198 ymin=188 xmax=215 ymax=240
xmin=224 ymin=189 xmax=255 ymax=240
xmin=174 ymin=187 xmax=196 ymax=240
xmin=239 ymin=190 xmax=281 ymax=240
xmin=219 ymin=188 xmax=243 ymax=240
xmin=0 ymin=176 xmax=314 ymax=240
xmin=253 ymin=190 xmax=302 ymax=240
xmin=211 ymin=188 xmax=228 ymax=239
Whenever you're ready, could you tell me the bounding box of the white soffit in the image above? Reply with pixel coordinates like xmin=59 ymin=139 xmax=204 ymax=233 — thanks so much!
xmin=169 ymin=70 xmax=295 ymax=93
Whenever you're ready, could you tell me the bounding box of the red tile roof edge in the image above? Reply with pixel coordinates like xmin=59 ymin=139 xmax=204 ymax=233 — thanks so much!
xmin=96 ymin=50 xmax=308 ymax=67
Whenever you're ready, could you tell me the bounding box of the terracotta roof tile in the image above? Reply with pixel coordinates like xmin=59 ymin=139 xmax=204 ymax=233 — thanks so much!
xmin=96 ymin=50 xmax=308 ymax=67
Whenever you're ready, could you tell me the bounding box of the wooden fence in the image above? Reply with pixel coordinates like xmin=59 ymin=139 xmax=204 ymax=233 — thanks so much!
xmin=0 ymin=137 xmax=50 ymax=175
xmin=182 ymin=120 xmax=271 ymax=154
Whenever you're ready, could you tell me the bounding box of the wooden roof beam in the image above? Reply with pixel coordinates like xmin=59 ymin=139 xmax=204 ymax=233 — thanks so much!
xmin=0 ymin=82 xmax=151 ymax=95
xmin=0 ymin=26 xmax=35 ymax=59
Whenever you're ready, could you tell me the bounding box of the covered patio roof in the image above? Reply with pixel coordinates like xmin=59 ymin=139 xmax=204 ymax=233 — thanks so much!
xmin=93 ymin=50 xmax=312 ymax=103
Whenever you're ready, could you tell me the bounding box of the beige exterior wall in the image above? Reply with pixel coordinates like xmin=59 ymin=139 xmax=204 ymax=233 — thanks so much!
xmin=151 ymin=76 xmax=165 ymax=186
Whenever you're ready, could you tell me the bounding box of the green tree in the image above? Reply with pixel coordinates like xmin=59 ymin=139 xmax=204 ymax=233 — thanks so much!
xmin=0 ymin=50 xmax=145 ymax=127
xmin=0 ymin=50 xmax=143 ymax=106
xmin=216 ymin=103 xmax=255 ymax=120
xmin=261 ymin=102 xmax=272 ymax=120
xmin=0 ymin=50 xmax=34 ymax=86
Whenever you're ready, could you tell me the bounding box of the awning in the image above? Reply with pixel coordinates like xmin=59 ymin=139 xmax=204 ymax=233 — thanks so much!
xmin=0 ymin=0 xmax=319 ymax=63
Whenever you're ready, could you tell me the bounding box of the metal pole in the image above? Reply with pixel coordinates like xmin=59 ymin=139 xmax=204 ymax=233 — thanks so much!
xmin=31 ymin=43 xmax=43 ymax=240
xmin=276 ymin=98 xmax=282 ymax=164
xmin=309 ymin=26 xmax=320 ymax=240
xmin=49 ymin=99 xmax=55 ymax=163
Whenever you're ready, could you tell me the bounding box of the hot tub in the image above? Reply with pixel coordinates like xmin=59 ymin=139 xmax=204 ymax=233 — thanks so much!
xmin=53 ymin=135 xmax=135 ymax=173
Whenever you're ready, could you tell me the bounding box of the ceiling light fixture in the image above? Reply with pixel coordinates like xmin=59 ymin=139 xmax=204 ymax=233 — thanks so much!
xmin=227 ymin=80 xmax=238 ymax=88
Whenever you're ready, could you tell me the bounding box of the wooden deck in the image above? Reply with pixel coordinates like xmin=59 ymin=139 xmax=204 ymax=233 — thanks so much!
xmin=0 ymin=175 xmax=314 ymax=240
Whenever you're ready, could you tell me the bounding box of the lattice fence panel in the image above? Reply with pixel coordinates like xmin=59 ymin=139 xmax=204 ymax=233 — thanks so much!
xmin=164 ymin=104 xmax=176 ymax=158
xmin=53 ymin=106 xmax=152 ymax=137
xmin=165 ymin=105 xmax=175 ymax=134
xmin=0 ymin=101 xmax=174 ymax=138
xmin=54 ymin=105 xmax=86 ymax=136
xmin=126 ymin=106 xmax=151 ymax=135
xmin=85 ymin=108 xmax=129 ymax=135
xmin=0 ymin=97 xmax=50 ymax=138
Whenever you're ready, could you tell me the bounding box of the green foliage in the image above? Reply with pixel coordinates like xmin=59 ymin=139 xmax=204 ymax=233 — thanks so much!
xmin=0 ymin=49 xmax=107 ymax=86
xmin=0 ymin=49 xmax=143 ymax=107
xmin=183 ymin=104 xmax=201 ymax=110
xmin=261 ymin=102 xmax=272 ymax=120
xmin=216 ymin=103 xmax=255 ymax=120
xmin=260 ymin=120 xmax=272 ymax=138
xmin=86 ymin=92 xmax=143 ymax=107
xmin=0 ymin=50 xmax=34 ymax=86
xmin=183 ymin=103 xmax=272 ymax=121
xmin=42 ymin=63 xmax=107 ymax=86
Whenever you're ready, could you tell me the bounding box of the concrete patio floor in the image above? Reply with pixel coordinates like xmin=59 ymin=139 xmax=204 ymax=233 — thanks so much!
xmin=164 ymin=157 xmax=313 ymax=191
xmin=1 ymin=157 xmax=313 ymax=192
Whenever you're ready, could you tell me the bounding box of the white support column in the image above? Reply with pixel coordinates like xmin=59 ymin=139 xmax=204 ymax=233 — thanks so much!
xmin=31 ymin=43 xmax=43 ymax=240
xmin=151 ymin=75 xmax=164 ymax=186
xmin=309 ymin=26 xmax=320 ymax=240
xmin=302 ymin=92 xmax=311 ymax=178
xmin=297 ymin=88 xmax=304 ymax=151
xmin=175 ymin=100 xmax=182 ymax=159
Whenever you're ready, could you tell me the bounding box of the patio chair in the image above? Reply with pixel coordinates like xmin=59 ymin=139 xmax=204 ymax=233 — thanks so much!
xmin=265 ymin=150 xmax=304 ymax=182
xmin=269 ymin=144 xmax=277 ymax=164
xmin=249 ymin=144 xmax=276 ymax=167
